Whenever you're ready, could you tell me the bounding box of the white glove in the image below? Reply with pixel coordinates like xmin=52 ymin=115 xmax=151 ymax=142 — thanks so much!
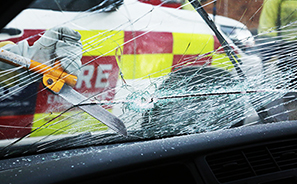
xmin=2 ymin=27 xmax=82 ymax=76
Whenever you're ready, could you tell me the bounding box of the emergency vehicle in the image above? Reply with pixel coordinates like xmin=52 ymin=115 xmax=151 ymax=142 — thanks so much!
xmin=0 ymin=0 xmax=260 ymax=139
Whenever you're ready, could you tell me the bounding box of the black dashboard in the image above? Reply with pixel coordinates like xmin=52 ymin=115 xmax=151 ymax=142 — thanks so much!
xmin=1 ymin=121 xmax=297 ymax=184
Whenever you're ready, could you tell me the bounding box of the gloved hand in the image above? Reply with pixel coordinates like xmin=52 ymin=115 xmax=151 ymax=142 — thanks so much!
xmin=31 ymin=27 xmax=82 ymax=76
xmin=2 ymin=27 xmax=82 ymax=76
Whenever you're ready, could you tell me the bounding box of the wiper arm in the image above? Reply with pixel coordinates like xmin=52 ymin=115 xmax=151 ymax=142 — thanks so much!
xmin=189 ymin=0 xmax=245 ymax=79
xmin=189 ymin=0 xmax=275 ymax=124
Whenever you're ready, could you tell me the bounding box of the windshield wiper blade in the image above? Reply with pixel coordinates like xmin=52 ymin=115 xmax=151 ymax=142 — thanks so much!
xmin=189 ymin=0 xmax=277 ymax=124
xmin=189 ymin=0 xmax=245 ymax=79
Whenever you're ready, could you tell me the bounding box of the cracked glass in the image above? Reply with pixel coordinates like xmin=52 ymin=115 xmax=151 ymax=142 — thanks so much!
xmin=0 ymin=0 xmax=296 ymax=157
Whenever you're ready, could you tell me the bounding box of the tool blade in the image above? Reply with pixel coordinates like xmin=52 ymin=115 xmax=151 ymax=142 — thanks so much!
xmin=59 ymin=84 xmax=127 ymax=136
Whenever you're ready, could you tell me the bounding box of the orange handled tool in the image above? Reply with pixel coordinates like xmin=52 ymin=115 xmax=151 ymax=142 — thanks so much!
xmin=0 ymin=48 xmax=127 ymax=136
xmin=0 ymin=48 xmax=77 ymax=93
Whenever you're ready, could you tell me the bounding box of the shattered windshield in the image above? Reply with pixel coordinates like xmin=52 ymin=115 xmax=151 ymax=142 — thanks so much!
xmin=0 ymin=0 xmax=296 ymax=157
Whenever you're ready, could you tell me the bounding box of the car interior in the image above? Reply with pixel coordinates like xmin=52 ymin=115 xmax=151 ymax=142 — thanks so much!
xmin=1 ymin=1 xmax=297 ymax=184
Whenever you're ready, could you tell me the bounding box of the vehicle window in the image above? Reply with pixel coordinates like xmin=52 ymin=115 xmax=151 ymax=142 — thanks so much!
xmin=0 ymin=0 xmax=296 ymax=158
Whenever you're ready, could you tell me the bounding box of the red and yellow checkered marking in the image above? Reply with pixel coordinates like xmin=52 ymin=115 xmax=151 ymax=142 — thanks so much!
xmin=31 ymin=29 xmax=234 ymax=137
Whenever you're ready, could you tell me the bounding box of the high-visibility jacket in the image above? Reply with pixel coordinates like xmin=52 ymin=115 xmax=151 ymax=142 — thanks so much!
xmin=258 ymin=0 xmax=297 ymax=38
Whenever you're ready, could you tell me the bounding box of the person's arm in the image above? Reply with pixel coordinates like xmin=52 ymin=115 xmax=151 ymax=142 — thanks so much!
xmin=258 ymin=0 xmax=282 ymax=37
xmin=1 ymin=27 xmax=82 ymax=76
xmin=0 ymin=27 xmax=82 ymax=88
